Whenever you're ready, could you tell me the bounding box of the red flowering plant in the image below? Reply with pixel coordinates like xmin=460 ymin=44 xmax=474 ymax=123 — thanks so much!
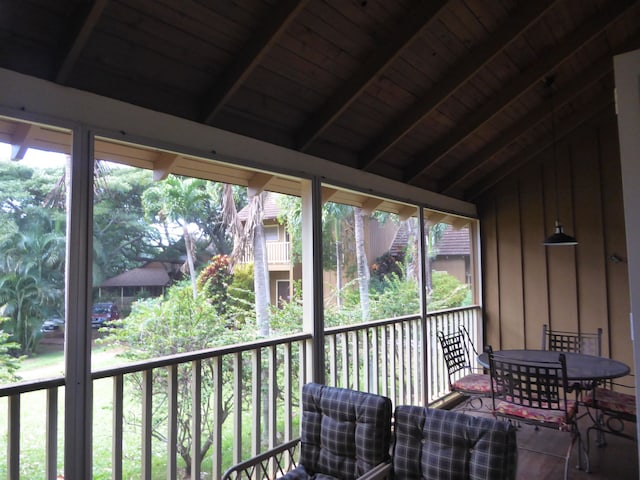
xmin=197 ymin=254 xmax=233 ymax=314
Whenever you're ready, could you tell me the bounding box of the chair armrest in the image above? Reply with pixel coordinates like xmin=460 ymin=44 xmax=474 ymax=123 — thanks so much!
xmin=221 ymin=437 xmax=300 ymax=480
xmin=358 ymin=461 xmax=392 ymax=480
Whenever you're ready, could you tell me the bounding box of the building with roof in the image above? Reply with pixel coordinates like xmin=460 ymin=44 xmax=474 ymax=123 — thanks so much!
xmin=97 ymin=261 xmax=176 ymax=314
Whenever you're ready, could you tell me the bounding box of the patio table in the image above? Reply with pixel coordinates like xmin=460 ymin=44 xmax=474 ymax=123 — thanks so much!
xmin=477 ymin=349 xmax=630 ymax=384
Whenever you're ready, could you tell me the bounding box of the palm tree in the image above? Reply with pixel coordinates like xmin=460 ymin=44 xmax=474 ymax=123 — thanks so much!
xmin=353 ymin=207 xmax=370 ymax=321
xmin=143 ymin=176 xmax=208 ymax=299
xmin=0 ymin=212 xmax=64 ymax=353
xmin=222 ymin=185 xmax=270 ymax=336
xmin=0 ymin=273 xmax=51 ymax=354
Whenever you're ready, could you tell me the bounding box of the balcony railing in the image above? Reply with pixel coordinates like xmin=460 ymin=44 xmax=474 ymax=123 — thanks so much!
xmin=238 ymin=241 xmax=291 ymax=265
xmin=0 ymin=306 xmax=480 ymax=479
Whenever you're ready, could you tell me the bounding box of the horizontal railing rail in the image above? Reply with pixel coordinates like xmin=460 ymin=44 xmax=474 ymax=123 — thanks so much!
xmin=0 ymin=306 xmax=481 ymax=479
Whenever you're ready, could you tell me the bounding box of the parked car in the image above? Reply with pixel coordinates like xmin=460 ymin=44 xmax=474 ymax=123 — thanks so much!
xmin=41 ymin=317 xmax=64 ymax=333
xmin=91 ymin=302 xmax=120 ymax=328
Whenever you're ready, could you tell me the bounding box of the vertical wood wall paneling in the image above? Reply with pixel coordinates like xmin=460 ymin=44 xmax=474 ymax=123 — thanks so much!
xmin=570 ymin=125 xmax=608 ymax=342
xmin=495 ymin=183 xmax=525 ymax=349
xmin=480 ymin=199 xmax=501 ymax=349
xmin=600 ymin=115 xmax=632 ymax=370
xmin=519 ymin=161 xmax=549 ymax=349
xmin=545 ymin=141 xmax=579 ymax=331
xmin=478 ymin=109 xmax=632 ymax=369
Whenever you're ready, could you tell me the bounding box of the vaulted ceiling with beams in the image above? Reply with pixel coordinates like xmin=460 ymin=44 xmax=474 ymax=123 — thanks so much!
xmin=1 ymin=0 xmax=639 ymax=202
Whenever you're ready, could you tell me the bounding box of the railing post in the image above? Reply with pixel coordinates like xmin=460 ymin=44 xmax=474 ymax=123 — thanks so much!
xmin=112 ymin=375 xmax=124 ymax=480
xmin=167 ymin=366 xmax=178 ymax=480
xmin=46 ymin=387 xmax=58 ymax=480
xmin=212 ymin=357 xmax=223 ymax=480
xmin=142 ymin=370 xmax=153 ymax=480
xmin=8 ymin=395 xmax=20 ymax=480
xmin=191 ymin=360 xmax=202 ymax=480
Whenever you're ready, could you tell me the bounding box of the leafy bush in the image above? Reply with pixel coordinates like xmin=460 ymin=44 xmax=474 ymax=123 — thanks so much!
xmin=428 ymin=271 xmax=471 ymax=311
xmin=269 ymin=281 xmax=303 ymax=334
xmin=0 ymin=316 xmax=22 ymax=382
xmin=369 ymin=272 xmax=420 ymax=319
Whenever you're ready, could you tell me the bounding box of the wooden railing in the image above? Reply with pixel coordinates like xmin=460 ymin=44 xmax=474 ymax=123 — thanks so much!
xmin=0 ymin=306 xmax=480 ymax=479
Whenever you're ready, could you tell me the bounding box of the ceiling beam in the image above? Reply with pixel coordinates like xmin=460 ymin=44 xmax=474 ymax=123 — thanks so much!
xmin=424 ymin=211 xmax=447 ymax=225
xmin=321 ymin=187 xmax=339 ymax=204
xmin=10 ymin=123 xmax=37 ymax=160
xmin=403 ymin=0 xmax=635 ymax=184
xmin=153 ymin=152 xmax=180 ymax=181
xmin=200 ymin=0 xmax=309 ymax=125
xmin=448 ymin=217 xmax=470 ymax=230
xmin=55 ymin=0 xmax=109 ymax=84
xmin=466 ymin=91 xmax=613 ymax=201
xmin=439 ymin=54 xmax=615 ymax=195
xmin=357 ymin=0 xmax=557 ymax=171
xmin=295 ymin=0 xmax=448 ymax=151
xmin=398 ymin=205 xmax=417 ymax=221
xmin=361 ymin=197 xmax=384 ymax=215
xmin=248 ymin=172 xmax=276 ymax=197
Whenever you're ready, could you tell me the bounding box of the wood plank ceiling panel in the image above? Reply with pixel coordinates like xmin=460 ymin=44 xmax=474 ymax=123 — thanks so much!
xmin=403 ymin=0 xmax=636 ymax=185
xmin=294 ymin=0 xmax=446 ymax=152
xmin=0 ymin=0 xmax=639 ymax=202
xmin=94 ymin=3 xmax=221 ymax=92
xmin=0 ymin=0 xmax=76 ymax=79
xmin=200 ymin=0 xmax=310 ymax=124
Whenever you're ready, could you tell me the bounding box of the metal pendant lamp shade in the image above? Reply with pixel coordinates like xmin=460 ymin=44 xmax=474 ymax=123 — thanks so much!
xmin=543 ymin=76 xmax=577 ymax=247
xmin=544 ymin=220 xmax=578 ymax=246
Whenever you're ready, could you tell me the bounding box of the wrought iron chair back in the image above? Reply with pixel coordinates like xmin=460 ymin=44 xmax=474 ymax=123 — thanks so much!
xmin=542 ymin=324 xmax=602 ymax=356
xmin=437 ymin=326 xmax=491 ymax=408
xmin=438 ymin=325 xmax=479 ymax=381
xmin=489 ymin=350 xmax=569 ymax=421
xmin=486 ymin=347 xmax=587 ymax=480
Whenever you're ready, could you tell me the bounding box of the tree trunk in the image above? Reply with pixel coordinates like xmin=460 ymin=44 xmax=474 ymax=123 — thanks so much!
xmin=404 ymin=219 xmax=418 ymax=281
xmin=354 ymin=207 xmax=370 ymax=321
xmin=425 ymin=225 xmax=433 ymax=296
xmin=183 ymin=224 xmax=198 ymax=299
xmin=253 ymin=219 xmax=270 ymax=337
xmin=335 ymin=220 xmax=343 ymax=310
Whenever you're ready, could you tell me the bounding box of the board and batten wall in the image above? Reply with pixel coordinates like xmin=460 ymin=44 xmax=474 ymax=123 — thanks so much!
xmin=477 ymin=105 xmax=633 ymax=375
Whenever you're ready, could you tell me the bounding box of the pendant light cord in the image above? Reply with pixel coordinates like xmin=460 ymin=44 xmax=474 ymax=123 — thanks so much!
xmin=549 ymin=78 xmax=559 ymax=223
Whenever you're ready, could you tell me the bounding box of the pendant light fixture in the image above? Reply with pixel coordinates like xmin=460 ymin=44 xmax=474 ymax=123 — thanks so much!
xmin=543 ymin=76 xmax=577 ymax=247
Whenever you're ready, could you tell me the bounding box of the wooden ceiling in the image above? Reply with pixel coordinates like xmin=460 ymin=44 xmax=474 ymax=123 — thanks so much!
xmin=1 ymin=0 xmax=639 ymax=201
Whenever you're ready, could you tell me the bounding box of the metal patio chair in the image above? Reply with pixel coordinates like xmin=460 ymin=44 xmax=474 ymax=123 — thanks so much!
xmin=486 ymin=347 xmax=588 ymax=480
xmin=437 ymin=325 xmax=492 ymax=409
xmin=542 ymin=324 xmax=602 ymax=356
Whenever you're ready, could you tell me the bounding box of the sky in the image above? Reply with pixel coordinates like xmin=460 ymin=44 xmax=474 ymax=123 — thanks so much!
xmin=0 ymin=142 xmax=68 ymax=168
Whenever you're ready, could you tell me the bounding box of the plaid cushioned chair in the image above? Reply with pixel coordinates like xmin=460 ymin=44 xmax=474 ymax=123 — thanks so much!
xmin=392 ymin=405 xmax=518 ymax=480
xmin=222 ymin=383 xmax=393 ymax=480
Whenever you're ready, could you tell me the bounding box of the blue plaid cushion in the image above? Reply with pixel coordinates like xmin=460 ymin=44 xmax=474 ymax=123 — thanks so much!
xmin=285 ymin=383 xmax=392 ymax=480
xmin=393 ymin=406 xmax=517 ymax=480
